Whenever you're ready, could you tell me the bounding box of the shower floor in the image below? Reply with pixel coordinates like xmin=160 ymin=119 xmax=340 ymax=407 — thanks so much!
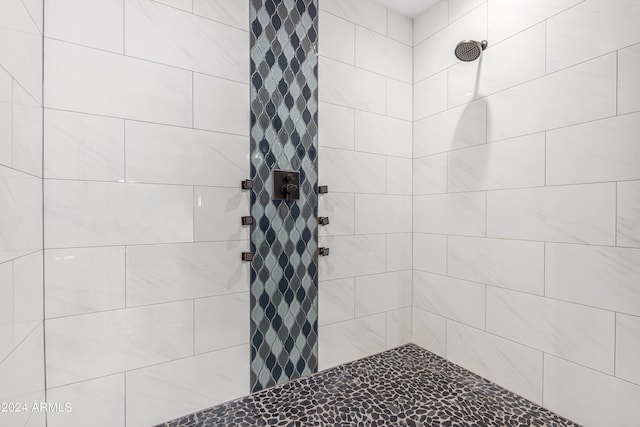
xmin=159 ymin=344 xmax=580 ymax=427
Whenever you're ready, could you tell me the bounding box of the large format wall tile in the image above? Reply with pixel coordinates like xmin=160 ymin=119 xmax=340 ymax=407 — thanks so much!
xmin=488 ymin=0 xmax=582 ymax=43
xmin=414 ymin=192 xmax=486 ymax=236
xmin=412 ymin=307 xmax=446 ymax=357
xmin=195 ymin=293 xmax=249 ymax=354
xmin=194 ymin=187 xmax=249 ymax=242
xmin=386 ymin=157 xmax=413 ymax=196
xmin=413 ymin=1 xmax=448 ymax=45
xmin=355 ymin=194 xmax=412 ymax=234
xmin=448 ymin=23 xmax=546 ymax=107
xmin=487 ymin=54 xmax=616 ymax=142
xmin=354 ymin=111 xmax=412 ymax=158
xmin=318 ymin=11 xmax=355 ymax=64
xmin=448 ymin=236 xmax=544 ymax=295
xmin=318 ymin=193 xmax=355 ymax=237
xmin=319 ymin=57 xmax=386 ymax=114
xmin=12 ymin=83 xmax=43 ymax=177
xmin=0 ymin=166 xmax=42 ymax=263
xmin=546 ymin=113 xmax=640 ymax=185
xmin=0 ymin=68 xmax=11 ymax=168
xmin=386 ymin=10 xmax=412 ymax=46
xmin=447 ymin=321 xmax=543 ymax=404
xmin=126 ymin=345 xmax=249 ymax=427
xmin=386 ymin=307 xmax=412 ymax=348
xmin=448 ymin=133 xmax=545 ymax=192
xmin=413 ymin=233 xmax=447 ymax=274
xmin=354 ymin=271 xmax=412 ymax=316
xmin=413 ymin=271 xmax=486 ymax=329
xmin=355 ymin=27 xmax=412 ymax=82
xmin=318 ymin=235 xmax=387 ymax=281
xmin=45 ymin=39 xmax=192 ymax=126
xmin=125 ymin=0 xmax=248 ymax=82
xmin=546 ymin=244 xmax=640 ymax=316
xmin=44 ymin=0 xmax=123 ymax=53
xmin=193 ymin=73 xmax=249 ymax=136
xmin=487 ymin=288 xmax=615 ymax=373
xmin=618 ymin=43 xmax=640 ymax=114
xmin=45 ymin=246 xmax=126 ymax=318
xmin=319 ymin=148 xmax=385 ymax=194
xmin=44 ymin=180 xmax=193 ymax=248
xmin=44 ymin=109 xmax=125 ymax=182
xmin=544 ymin=355 xmax=640 ymax=427
xmin=413 ymin=71 xmax=447 ymax=120
xmin=547 ymin=0 xmax=640 ymax=73
xmin=192 ymin=0 xmax=249 ymax=30
xmin=487 ymin=183 xmax=616 ymax=245
xmin=0 ymin=28 xmax=43 ymax=104
xmin=47 ymin=374 xmax=125 ymax=427
xmin=386 ymin=233 xmax=412 ymax=271
xmin=126 ymin=241 xmax=248 ymax=306
xmin=616 ymin=314 xmax=640 ymax=386
xmin=318 ymin=102 xmax=354 ymax=150
xmin=126 ymin=121 xmax=248 ymax=187
xmin=318 ymin=314 xmax=386 ymax=370
xmin=414 ymin=4 xmax=486 ymax=81
xmin=318 ymin=278 xmax=355 ymax=326
xmin=386 ymin=79 xmax=412 ymax=121
xmin=413 ymin=99 xmax=486 ymax=157
xmin=413 ymin=153 xmax=447 ymax=195
xmin=45 ymin=301 xmax=193 ymax=387
xmin=320 ymin=0 xmax=386 ymax=34
xmin=0 ymin=324 xmax=44 ymax=402
xmin=618 ymin=180 xmax=640 ymax=247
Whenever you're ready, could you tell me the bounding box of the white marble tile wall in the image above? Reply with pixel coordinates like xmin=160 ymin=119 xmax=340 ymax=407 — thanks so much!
xmin=0 ymin=0 xmax=44 ymax=424
xmin=318 ymin=0 xmax=413 ymax=370
xmin=42 ymin=0 xmax=250 ymax=424
xmin=412 ymin=1 xmax=640 ymax=425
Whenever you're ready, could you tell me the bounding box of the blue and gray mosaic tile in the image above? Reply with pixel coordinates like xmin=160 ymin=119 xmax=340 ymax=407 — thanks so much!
xmin=249 ymin=0 xmax=319 ymax=393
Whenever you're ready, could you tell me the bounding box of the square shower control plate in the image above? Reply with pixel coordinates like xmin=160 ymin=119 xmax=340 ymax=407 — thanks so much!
xmin=273 ymin=170 xmax=300 ymax=200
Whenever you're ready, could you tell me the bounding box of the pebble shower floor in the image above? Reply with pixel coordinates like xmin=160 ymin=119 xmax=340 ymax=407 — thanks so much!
xmin=159 ymin=344 xmax=580 ymax=426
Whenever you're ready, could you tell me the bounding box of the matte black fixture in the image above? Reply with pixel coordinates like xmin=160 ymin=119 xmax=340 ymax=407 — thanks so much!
xmin=318 ymin=185 xmax=329 ymax=194
xmin=241 ymin=179 xmax=253 ymax=190
xmin=454 ymin=40 xmax=488 ymax=62
xmin=273 ymin=170 xmax=300 ymax=200
xmin=242 ymin=252 xmax=254 ymax=262
xmin=318 ymin=217 xmax=329 ymax=225
xmin=242 ymin=216 xmax=254 ymax=226
xmin=318 ymin=247 xmax=330 ymax=256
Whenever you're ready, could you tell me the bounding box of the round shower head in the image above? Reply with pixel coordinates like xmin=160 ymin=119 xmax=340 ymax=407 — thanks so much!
xmin=454 ymin=40 xmax=488 ymax=62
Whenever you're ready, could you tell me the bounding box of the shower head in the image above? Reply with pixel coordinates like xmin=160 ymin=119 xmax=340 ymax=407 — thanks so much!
xmin=454 ymin=40 xmax=488 ymax=62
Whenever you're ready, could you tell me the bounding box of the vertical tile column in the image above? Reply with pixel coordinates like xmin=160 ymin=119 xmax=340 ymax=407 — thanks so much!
xmin=249 ymin=0 xmax=319 ymax=392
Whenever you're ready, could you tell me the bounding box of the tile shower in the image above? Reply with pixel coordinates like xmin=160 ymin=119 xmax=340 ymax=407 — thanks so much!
xmin=0 ymin=0 xmax=638 ymax=426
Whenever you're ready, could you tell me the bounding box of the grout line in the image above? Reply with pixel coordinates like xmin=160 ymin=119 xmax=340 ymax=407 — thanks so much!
xmin=192 ymin=71 xmax=195 ymax=128
xmin=44 ymin=36 xmax=249 ymax=85
xmin=543 ymin=243 xmax=546 ymax=296
xmin=124 ymin=372 xmax=127 ymax=427
xmin=614 ymin=312 xmax=617 ymax=376
xmin=615 ymin=182 xmax=618 ymax=246
xmin=616 ymin=50 xmax=619 ymax=116
xmin=541 ymin=352 xmax=545 ymax=406
xmin=193 ymin=299 xmax=196 ymax=356
xmin=544 ymin=20 xmax=547 ymax=75
xmin=124 ymin=246 xmax=128 ymax=308
xmin=41 ymin=2 xmax=47 ymax=412
xmin=43 ymin=105 xmax=251 ymax=138
xmin=10 ymin=77 xmax=14 ymax=167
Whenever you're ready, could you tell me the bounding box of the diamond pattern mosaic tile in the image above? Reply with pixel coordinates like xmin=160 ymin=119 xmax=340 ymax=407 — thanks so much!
xmin=249 ymin=0 xmax=319 ymax=393
xmin=159 ymin=344 xmax=582 ymax=427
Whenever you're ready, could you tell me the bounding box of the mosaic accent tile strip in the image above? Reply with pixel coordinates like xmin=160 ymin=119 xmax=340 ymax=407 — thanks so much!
xmin=159 ymin=344 xmax=581 ymax=427
xmin=249 ymin=0 xmax=319 ymax=393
